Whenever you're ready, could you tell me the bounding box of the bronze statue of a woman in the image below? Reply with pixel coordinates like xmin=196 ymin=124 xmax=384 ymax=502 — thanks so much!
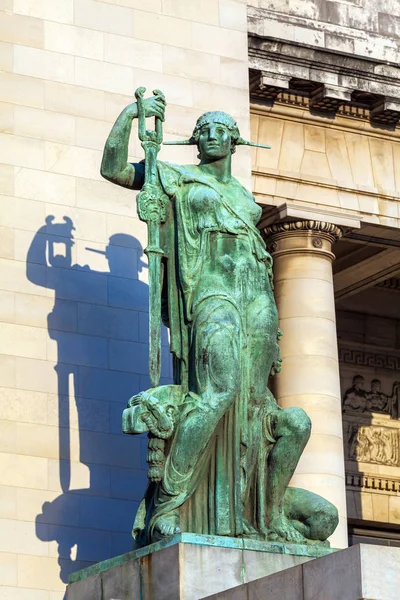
xmin=101 ymin=90 xmax=338 ymax=548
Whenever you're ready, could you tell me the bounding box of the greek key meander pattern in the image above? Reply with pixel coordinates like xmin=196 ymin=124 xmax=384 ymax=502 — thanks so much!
xmin=346 ymin=472 xmax=400 ymax=493
xmin=339 ymin=347 xmax=400 ymax=371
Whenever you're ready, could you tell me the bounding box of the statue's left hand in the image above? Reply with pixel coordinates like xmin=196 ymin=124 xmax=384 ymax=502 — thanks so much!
xmin=125 ymin=95 xmax=166 ymax=122
xmin=142 ymin=93 xmax=166 ymax=121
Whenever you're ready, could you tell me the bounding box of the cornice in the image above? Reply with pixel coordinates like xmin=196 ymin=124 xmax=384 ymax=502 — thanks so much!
xmin=248 ymin=35 xmax=400 ymax=86
xmin=248 ymin=34 xmax=400 ymax=130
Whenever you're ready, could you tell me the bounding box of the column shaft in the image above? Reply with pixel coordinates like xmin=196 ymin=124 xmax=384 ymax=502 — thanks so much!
xmin=265 ymin=221 xmax=348 ymax=549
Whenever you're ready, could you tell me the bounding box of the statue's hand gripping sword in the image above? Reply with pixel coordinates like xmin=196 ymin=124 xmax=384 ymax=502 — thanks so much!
xmin=135 ymin=87 xmax=168 ymax=388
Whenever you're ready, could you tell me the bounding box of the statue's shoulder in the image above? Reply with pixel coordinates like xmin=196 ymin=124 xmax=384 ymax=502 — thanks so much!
xmin=157 ymin=162 xmax=206 ymax=193
xmin=158 ymin=161 xmax=199 ymax=177
xmin=156 ymin=161 xmax=182 ymax=195
xmin=231 ymin=176 xmax=255 ymax=200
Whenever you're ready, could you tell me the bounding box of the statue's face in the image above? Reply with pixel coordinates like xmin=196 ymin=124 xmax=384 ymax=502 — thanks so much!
xmin=354 ymin=377 xmax=364 ymax=390
xmin=197 ymin=121 xmax=232 ymax=160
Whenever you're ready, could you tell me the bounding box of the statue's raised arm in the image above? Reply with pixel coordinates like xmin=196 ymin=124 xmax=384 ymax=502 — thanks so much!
xmin=101 ymin=92 xmax=339 ymax=549
xmin=100 ymin=91 xmax=166 ymax=190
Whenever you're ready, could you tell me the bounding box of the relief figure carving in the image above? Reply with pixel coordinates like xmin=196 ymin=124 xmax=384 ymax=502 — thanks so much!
xmin=343 ymin=375 xmax=400 ymax=419
xmin=343 ymin=375 xmax=368 ymax=412
xmin=347 ymin=423 xmax=400 ymax=466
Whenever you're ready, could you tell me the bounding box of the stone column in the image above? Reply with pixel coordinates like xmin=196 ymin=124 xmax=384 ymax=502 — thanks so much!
xmin=263 ymin=221 xmax=348 ymax=549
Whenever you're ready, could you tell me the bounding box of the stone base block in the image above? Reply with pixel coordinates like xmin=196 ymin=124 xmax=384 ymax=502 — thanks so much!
xmin=66 ymin=533 xmax=335 ymax=600
xmin=205 ymin=544 xmax=400 ymax=600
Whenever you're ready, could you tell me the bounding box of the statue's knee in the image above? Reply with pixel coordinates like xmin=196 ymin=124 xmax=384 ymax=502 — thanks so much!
xmin=282 ymin=407 xmax=311 ymax=439
xmin=324 ymin=501 xmax=339 ymax=532
xmin=311 ymin=501 xmax=339 ymax=540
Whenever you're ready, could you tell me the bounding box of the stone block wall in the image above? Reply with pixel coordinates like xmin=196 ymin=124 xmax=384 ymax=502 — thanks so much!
xmin=251 ymin=105 xmax=400 ymax=228
xmin=249 ymin=1 xmax=400 ymax=63
xmin=0 ymin=1 xmax=250 ymax=597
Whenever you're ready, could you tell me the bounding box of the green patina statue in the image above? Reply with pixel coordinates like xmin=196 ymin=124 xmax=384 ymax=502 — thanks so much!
xmin=101 ymin=89 xmax=338 ymax=548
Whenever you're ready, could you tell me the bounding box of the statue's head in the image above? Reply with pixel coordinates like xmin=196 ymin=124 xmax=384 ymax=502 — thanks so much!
xmin=371 ymin=379 xmax=381 ymax=392
xmin=163 ymin=111 xmax=271 ymax=154
xmin=352 ymin=375 xmax=365 ymax=389
xmin=191 ymin=111 xmax=241 ymax=160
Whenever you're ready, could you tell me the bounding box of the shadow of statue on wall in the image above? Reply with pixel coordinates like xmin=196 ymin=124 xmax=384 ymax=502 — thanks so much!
xmin=26 ymin=216 xmax=170 ymax=592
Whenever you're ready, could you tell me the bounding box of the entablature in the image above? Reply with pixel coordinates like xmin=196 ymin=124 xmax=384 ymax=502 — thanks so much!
xmin=249 ymin=35 xmax=400 ymax=130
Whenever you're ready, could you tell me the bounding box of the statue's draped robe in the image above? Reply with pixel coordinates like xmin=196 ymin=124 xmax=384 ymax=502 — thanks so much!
xmin=134 ymin=162 xmax=279 ymax=545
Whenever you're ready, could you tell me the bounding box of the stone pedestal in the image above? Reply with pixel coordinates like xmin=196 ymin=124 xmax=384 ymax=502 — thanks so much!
xmin=205 ymin=544 xmax=400 ymax=600
xmin=264 ymin=220 xmax=347 ymax=549
xmin=66 ymin=533 xmax=335 ymax=600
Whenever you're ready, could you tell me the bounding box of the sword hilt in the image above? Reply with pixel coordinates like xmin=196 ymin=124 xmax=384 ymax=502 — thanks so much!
xmin=135 ymin=87 xmax=164 ymax=144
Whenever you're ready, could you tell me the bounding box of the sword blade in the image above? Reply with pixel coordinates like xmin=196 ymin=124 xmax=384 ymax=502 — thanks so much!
xmin=147 ymin=250 xmax=162 ymax=387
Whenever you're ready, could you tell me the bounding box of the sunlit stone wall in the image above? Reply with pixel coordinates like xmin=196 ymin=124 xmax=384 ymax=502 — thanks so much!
xmin=0 ymin=1 xmax=250 ymax=596
xmin=251 ymin=107 xmax=400 ymax=228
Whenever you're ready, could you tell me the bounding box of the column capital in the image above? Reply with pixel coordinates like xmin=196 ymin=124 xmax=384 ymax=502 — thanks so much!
xmin=262 ymin=220 xmax=343 ymax=259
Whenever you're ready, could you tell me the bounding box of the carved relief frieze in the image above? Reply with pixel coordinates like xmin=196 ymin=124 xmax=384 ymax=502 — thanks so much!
xmin=342 ymin=374 xmax=400 ymax=419
xmin=346 ymin=423 xmax=400 ymax=467
xmin=340 ymin=346 xmax=400 ymax=478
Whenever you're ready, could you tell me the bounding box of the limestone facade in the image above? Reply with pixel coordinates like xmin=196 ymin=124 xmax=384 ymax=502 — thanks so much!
xmin=0 ymin=1 xmax=251 ymax=598
xmin=2 ymin=0 xmax=400 ymax=597
xmin=263 ymin=221 xmax=347 ymax=548
xmin=337 ymin=304 xmax=400 ymax=534
xmin=250 ymin=0 xmax=400 ymax=555
xmin=251 ymin=95 xmax=400 ymax=548
xmin=251 ymin=106 xmax=400 ymax=228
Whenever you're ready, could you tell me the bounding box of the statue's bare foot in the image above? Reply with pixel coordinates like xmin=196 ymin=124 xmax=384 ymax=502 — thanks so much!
xmin=154 ymin=512 xmax=181 ymax=538
xmin=267 ymin=513 xmax=307 ymax=544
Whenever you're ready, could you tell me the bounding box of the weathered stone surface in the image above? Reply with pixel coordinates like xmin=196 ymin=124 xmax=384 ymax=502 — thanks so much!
xmin=250 ymin=2 xmax=400 ymax=63
xmin=67 ymin=534 xmax=328 ymax=600
xmin=249 ymin=37 xmax=400 ymax=126
xmin=102 ymin=560 xmax=140 ymax=600
xmin=360 ymin=544 xmax=400 ymax=599
xmin=141 ymin=544 xmax=180 ymax=600
xmin=205 ymin=544 xmax=400 ymax=600
xmin=249 ymin=3 xmax=400 ymax=126
xmin=66 ymin=573 xmax=102 ymax=600
xmin=302 ymin=545 xmax=363 ymax=600
xmin=243 ymin=549 xmax=307 ymax=583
